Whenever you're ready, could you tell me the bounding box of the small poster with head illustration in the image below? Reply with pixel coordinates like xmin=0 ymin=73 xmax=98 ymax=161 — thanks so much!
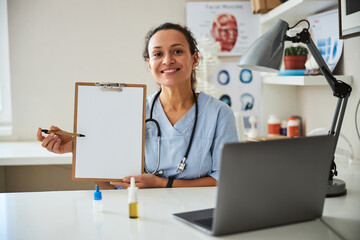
xmin=186 ymin=1 xmax=260 ymax=56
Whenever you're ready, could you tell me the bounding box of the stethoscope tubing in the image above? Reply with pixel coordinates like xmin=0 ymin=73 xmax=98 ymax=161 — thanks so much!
xmin=144 ymin=89 xmax=198 ymax=175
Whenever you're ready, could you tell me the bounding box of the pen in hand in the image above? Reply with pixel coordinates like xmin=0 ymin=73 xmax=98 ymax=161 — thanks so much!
xmin=41 ymin=129 xmax=85 ymax=137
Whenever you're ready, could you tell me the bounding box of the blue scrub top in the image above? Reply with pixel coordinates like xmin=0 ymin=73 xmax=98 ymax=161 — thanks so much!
xmin=145 ymin=91 xmax=239 ymax=180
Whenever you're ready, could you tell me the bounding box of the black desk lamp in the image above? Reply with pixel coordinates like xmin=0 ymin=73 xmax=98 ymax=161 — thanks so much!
xmin=238 ymin=19 xmax=352 ymax=197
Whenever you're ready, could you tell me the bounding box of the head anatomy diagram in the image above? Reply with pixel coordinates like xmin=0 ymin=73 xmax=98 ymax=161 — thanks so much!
xmin=211 ymin=13 xmax=238 ymax=52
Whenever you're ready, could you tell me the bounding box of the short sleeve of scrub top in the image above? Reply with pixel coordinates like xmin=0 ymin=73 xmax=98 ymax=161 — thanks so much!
xmin=145 ymin=91 xmax=239 ymax=181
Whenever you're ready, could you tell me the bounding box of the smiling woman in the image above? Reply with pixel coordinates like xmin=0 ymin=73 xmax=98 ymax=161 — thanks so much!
xmin=37 ymin=23 xmax=239 ymax=189
xmin=111 ymin=23 xmax=240 ymax=189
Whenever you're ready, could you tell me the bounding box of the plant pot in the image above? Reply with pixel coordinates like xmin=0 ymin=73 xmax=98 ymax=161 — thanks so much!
xmin=284 ymin=56 xmax=307 ymax=70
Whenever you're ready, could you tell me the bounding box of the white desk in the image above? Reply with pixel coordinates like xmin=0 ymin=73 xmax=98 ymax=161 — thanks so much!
xmin=0 ymin=161 xmax=359 ymax=240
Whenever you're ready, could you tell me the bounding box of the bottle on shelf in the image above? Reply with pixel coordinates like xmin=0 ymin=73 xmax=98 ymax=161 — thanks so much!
xmin=280 ymin=120 xmax=287 ymax=136
xmin=247 ymin=116 xmax=258 ymax=139
xmin=287 ymin=117 xmax=299 ymax=137
xmin=267 ymin=115 xmax=280 ymax=136
xmin=291 ymin=115 xmax=302 ymax=136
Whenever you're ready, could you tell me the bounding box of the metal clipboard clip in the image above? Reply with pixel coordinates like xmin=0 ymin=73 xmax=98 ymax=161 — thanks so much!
xmin=95 ymin=82 xmax=126 ymax=92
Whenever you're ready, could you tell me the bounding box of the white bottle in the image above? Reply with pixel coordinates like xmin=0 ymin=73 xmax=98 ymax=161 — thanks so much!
xmin=287 ymin=117 xmax=299 ymax=137
xmin=267 ymin=115 xmax=280 ymax=136
xmin=128 ymin=177 xmax=139 ymax=218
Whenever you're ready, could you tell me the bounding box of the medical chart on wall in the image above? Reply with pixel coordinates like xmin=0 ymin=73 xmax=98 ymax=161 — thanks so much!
xmin=186 ymin=1 xmax=260 ymax=56
xmin=307 ymin=9 xmax=343 ymax=72
xmin=209 ymin=62 xmax=262 ymax=132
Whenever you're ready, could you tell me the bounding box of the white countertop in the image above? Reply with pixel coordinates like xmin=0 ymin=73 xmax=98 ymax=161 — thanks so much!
xmin=0 ymin=141 xmax=72 ymax=166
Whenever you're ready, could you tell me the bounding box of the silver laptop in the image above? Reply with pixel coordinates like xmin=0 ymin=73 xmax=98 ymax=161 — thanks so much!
xmin=174 ymin=135 xmax=334 ymax=236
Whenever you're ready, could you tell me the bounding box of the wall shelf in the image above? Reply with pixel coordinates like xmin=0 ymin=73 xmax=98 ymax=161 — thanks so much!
xmin=262 ymin=75 xmax=352 ymax=86
xmin=0 ymin=141 xmax=72 ymax=166
xmin=260 ymin=0 xmax=337 ymax=30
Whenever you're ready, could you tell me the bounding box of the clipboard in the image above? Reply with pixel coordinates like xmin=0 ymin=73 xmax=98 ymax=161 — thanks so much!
xmin=72 ymin=82 xmax=146 ymax=181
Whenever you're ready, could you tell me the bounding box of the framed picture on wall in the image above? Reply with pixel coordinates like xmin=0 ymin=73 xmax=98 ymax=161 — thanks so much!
xmin=338 ymin=0 xmax=360 ymax=39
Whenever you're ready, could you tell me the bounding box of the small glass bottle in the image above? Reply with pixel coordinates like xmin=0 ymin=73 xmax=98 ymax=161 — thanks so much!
xmin=93 ymin=185 xmax=103 ymax=212
xmin=128 ymin=177 xmax=139 ymax=219
xmin=287 ymin=117 xmax=299 ymax=137
xmin=93 ymin=185 xmax=103 ymax=231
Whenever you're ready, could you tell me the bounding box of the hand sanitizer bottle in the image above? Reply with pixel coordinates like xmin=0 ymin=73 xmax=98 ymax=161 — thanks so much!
xmin=128 ymin=177 xmax=138 ymax=218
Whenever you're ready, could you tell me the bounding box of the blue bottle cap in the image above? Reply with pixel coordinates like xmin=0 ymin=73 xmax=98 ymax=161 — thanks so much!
xmin=94 ymin=185 xmax=102 ymax=200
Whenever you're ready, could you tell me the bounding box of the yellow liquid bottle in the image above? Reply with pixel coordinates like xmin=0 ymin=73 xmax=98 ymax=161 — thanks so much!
xmin=128 ymin=177 xmax=139 ymax=219
xmin=129 ymin=202 xmax=138 ymax=218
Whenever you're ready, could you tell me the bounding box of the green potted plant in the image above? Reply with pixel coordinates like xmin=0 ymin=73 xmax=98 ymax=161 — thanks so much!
xmin=284 ymin=45 xmax=309 ymax=70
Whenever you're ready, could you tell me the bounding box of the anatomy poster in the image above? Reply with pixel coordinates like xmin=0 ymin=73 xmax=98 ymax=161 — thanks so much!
xmin=186 ymin=1 xmax=260 ymax=56
xmin=209 ymin=62 xmax=262 ymax=131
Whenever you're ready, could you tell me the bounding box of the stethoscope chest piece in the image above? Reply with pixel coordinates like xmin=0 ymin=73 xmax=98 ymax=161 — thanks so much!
xmin=176 ymin=157 xmax=187 ymax=172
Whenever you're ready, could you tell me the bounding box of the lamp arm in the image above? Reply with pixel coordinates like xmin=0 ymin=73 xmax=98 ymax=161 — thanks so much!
xmin=286 ymin=28 xmax=352 ymax=181
xmin=306 ymin=38 xmax=351 ymax=98
xmin=286 ymin=28 xmax=352 ymax=98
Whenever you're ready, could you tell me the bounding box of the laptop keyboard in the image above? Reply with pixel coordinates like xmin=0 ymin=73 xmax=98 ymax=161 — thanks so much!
xmin=194 ymin=218 xmax=213 ymax=229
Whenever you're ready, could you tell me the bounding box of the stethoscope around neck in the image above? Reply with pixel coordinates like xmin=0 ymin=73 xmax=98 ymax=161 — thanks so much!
xmin=144 ymin=89 xmax=198 ymax=175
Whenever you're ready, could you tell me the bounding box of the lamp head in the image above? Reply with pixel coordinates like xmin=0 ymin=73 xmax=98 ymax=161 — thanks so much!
xmin=238 ymin=19 xmax=289 ymax=72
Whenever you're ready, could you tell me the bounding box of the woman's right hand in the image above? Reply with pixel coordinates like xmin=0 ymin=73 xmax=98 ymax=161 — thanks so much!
xmin=37 ymin=126 xmax=73 ymax=154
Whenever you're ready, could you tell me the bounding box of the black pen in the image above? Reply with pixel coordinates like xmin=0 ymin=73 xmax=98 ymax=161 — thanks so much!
xmin=41 ymin=129 xmax=85 ymax=137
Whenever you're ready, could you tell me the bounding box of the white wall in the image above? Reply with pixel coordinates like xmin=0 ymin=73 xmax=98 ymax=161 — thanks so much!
xmin=7 ymin=0 xmax=185 ymax=140
xmin=0 ymin=0 xmax=12 ymax=126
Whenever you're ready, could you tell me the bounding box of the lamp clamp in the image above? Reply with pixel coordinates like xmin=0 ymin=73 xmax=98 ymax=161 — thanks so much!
xmin=333 ymin=82 xmax=352 ymax=98
xmin=285 ymin=28 xmax=311 ymax=44
xmin=320 ymin=67 xmax=352 ymax=98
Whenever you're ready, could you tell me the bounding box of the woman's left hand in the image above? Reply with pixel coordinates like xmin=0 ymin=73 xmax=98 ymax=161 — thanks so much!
xmin=110 ymin=173 xmax=167 ymax=189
